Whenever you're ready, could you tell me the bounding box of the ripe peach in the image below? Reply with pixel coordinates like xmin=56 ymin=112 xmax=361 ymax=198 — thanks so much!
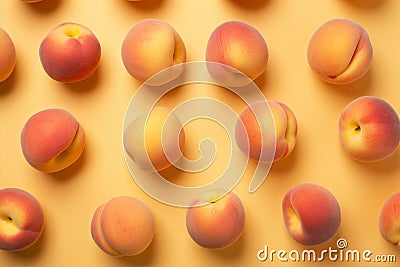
xmin=307 ymin=18 xmax=373 ymax=85
xmin=121 ymin=19 xmax=186 ymax=83
xmin=186 ymin=191 xmax=245 ymax=249
xmin=0 ymin=188 xmax=44 ymax=252
xmin=338 ymin=96 xmax=400 ymax=162
xmin=0 ymin=27 xmax=16 ymax=83
xmin=39 ymin=22 xmax=101 ymax=83
xmin=21 ymin=108 xmax=86 ymax=173
xmin=91 ymin=196 xmax=155 ymax=257
xmin=282 ymin=183 xmax=341 ymax=246
xmin=123 ymin=106 xmax=185 ymax=172
xmin=379 ymin=190 xmax=400 ymax=247
xmin=235 ymin=100 xmax=297 ymax=162
xmin=206 ymin=20 xmax=268 ymax=86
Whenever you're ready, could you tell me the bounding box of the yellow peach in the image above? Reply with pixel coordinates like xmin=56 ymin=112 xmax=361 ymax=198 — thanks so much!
xmin=379 ymin=190 xmax=400 ymax=247
xmin=0 ymin=27 xmax=16 ymax=82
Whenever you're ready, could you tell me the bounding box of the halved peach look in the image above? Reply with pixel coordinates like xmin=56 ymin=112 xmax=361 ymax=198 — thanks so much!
xmin=206 ymin=20 xmax=268 ymax=86
xmin=0 ymin=27 xmax=16 ymax=82
xmin=235 ymin=100 xmax=297 ymax=162
xmin=39 ymin=22 xmax=101 ymax=83
xmin=0 ymin=188 xmax=44 ymax=252
xmin=379 ymin=191 xmax=400 ymax=247
xmin=91 ymin=196 xmax=155 ymax=257
xmin=307 ymin=18 xmax=373 ymax=85
xmin=338 ymin=96 xmax=400 ymax=162
xmin=21 ymin=108 xmax=86 ymax=173
xmin=186 ymin=192 xmax=245 ymax=249
xmin=121 ymin=19 xmax=186 ymax=83
xmin=282 ymin=183 xmax=341 ymax=246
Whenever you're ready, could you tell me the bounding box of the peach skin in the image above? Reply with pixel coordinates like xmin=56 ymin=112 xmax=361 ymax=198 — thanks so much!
xmin=39 ymin=22 xmax=101 ymax=83
xmin=379 ymin=191 xmax=400 ymax=247
xmin=307 ymin=18 xmax=373 ymax=85
xmin=338 ymin=96 xmax=400 ymax=162
xmin=0 ymin=27 xmax=16 ymax=82
xmin=91 ymin=196 xmax=155 ymax=257
xmin=21 ymin=108 xmax=86 ymax=173
xmin=235 ymin=100 xmax=297 ymax=162
xmin=0 ymin=188 xmax=44 ymax=252
xmin=282 ymin=183 xmax=341 ymax=246
xmin=206 ymin=20 xmax=268 ymax=86
xmin=186 ymin=191 xmax=245 ymax=249
xmin=121 ymin=19 xmax=186 ymax=84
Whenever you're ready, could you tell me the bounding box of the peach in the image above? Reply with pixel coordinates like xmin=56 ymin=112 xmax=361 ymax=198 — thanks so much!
xmin=21 ymin=108 xmax=86 ymax=173
xmin=91 ymin=196 xmax=155 ymax=257
xmin=338 ymin=96 xmax=400 ymax=162
xmin=282 ymin=183 xmax=341 ymax=246
xmin=0 ymin=188 xmax=44 ymax=251
xmin=235 ymin=100 xmax=297 ymax=162
xmin=0 ymin=27 xmax=16 ymax=82
xmin=39 ymin=22 xmax=101 ymax=83
xmin=379 ymin=190 xmax=400 ymax=247
xmin=121 ymin=19 xmax=186 ymax=83
xmin=123 ymin=106 xmax=185 ymax=172
xmin=205 ymin=20 xmax=268 ymax=86
xmin=186 ymin=191 xmax=245 ymax=249
xmin=307 ymin=18 xmax=373 ymax=85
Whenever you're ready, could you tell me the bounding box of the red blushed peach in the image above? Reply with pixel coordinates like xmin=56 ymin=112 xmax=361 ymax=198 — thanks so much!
xmin=338 ymin=96 xmax=400 ymax=162
xmin=282 ymin=183 xmax=341 ymax=246
xmin=91 ymin=196 xmax=155 ymax=257
xmin=121 ymin=19 xmax=186 ymax=84
xmin=379 ymin=191 xmax=400 ymax=247
xmin=0 ymin=27 xmax=16 ymax=82
xmin=39 ymin=22 xmax=101 ymax=83
xmin=206 ymin=20 xmax=268 ymax=86
xmin=307 ymin=18 xmax=373 ymax=85
xmin=186 ymin=192 xmax=245 ymax=249
xmin=0 ymin=188 xmax=44 ymax=252
xmin=21 ymin=108 xmax=86 ymax=173
xmin=235 ymin=100 xmax=298 ymax=163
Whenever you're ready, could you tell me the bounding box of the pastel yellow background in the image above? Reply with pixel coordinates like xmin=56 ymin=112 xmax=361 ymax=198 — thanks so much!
xmin=1 ymin=0 xmax=400 ymax=266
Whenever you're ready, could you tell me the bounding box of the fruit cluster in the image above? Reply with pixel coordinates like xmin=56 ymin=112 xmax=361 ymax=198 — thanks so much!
xmin=0 ymin=0 xmax=400 ymax=261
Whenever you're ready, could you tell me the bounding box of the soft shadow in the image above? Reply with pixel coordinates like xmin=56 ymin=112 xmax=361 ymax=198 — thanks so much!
xmin=209 ymin=233 xmax=246 ymax=259
xmin=47 ymin=149 xmax=88 ymax=181
xmin=228 ymin=0 xmax=270 ymax=9
xmin=117 ymin=231 xmax=157 ymax=266
xmin=22 ymin=0 xmax=64 ymax=13
xmin=122 ymin=0 xmax=165 ymax=11
xmin=5 ymin=227 xmax=47 ymax=261
xmin=270 ymin=144 xmax=300 ymax=174
xmin=342 ymin=0 xmax=387 ymax=9
xmin=0 ymin=66 xmax=18 ymax=96
xmin=62 ymin=66 xmax=102 ymax=94
xmin=352 ymin=150 xmax=400 ymax=176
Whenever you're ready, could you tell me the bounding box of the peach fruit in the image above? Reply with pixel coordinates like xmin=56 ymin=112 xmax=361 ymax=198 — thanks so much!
xmin=121 ymin=19 xmax=186 ymax=83
xmin=0 ymin=188 xmax=44 ymax=252
xmin=235 ymin=100 xmax=297 ymax=162
xmin=186 ymin=191 xmax=245 ymax=249
xmin=123 ymin=106 xmax=185 ymax=172
xmin=0 ymin=27 xmax=16 ymax=82
xmin=282 ymin=183 xmax=341 ymax=246
xmin=39 ymin=22 xmax=101 ymax=83
xmin=338 ymin=96 xmax=400 ymax=162
xmin=307 ymin=18 xmax=373 ymax=85
xmin=379 ymin=190 xmax=400 ymax=247
xmin=21 ymin=108 xmax=86 ymax=173
xmin=206 ymin=20 xmax=268 ymax=86
xmin=91 ymin=196 xmax=155 ymax=257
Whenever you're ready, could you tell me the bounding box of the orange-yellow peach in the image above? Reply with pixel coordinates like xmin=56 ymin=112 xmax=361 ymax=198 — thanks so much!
xmin=282 ymin=183 xmax=341 ymax=246
xmin=39 ymin=22 xmax=101 ymax=83
xmin=307 ymin=18 xmax=373 ymax=85
xmin=206 ymin=20 xmax=268 ymax=86
xmin=121 ymin=19 xmax=186 ymax=83
xmin=21 ymin=108 xmax=86 ymax=173
xmin=91 ymin=196 xmax=155 ymax=257
xmin=0 ymin=27 xmax=16 ymax=82
xmin=235 ymin=100 xmax=297 ymax=162
xmin=123 ymin=106 xmax=185 ymax=172
xmin=186 ymin=192 xmax=245 ymax=249
xmin=338 ymin=96 xmax=400 ymax=162
xmin=0 ymin=188 xmax=44 ymax=252
xmin=379 ymin=190 xmax=400 ymax=247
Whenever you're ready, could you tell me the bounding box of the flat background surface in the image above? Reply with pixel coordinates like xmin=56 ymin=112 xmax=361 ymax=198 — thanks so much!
xmin=1 ymin=0 xmax=400 ymax=266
